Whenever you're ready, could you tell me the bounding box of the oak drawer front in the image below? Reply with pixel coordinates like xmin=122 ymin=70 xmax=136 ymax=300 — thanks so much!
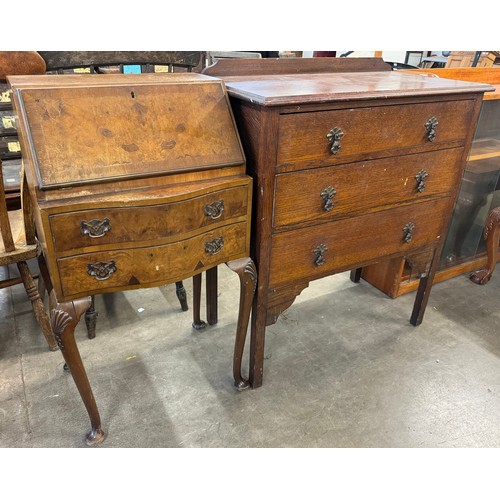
xmin=277 ymin=99 xmax=475 ymax=165
xmin=269 ymin=198 xmax=449 ymax=287
xmin=57 ymin=222 xmax=248 ymax=298
xmin=49 ymin=186 xmax=249 ymax=252
xmin=273 ymin=148 xmax=463 ymax=229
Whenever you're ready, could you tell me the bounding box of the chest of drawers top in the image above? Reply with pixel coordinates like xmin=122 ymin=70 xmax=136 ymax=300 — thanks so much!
xmin=8 ymin=73 xmax=245 ymax=191
xmin=221 ymin=71 xmax=493 ymax=106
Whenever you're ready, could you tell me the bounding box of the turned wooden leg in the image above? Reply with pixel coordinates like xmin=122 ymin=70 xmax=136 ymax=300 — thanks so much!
xmin=192 ymin=273 xmax=206 ymax=330
xmin=410 ymin=246 xmax=439 ymax=327
xmin=84 ymin=295 xmax=98 ymax=339
xmin=350 ymin=268 xmax=362 ymax=283
xmin=49 ymin=290 xmax=105 ymax=446
xmin=470 ymin=207 xmax=500 ymax=285
xmin=17 ymin=261 xmax=58 ymax=351
xmin=206 ymin=266 xmax=218 ymax=325
xmin=226 ymin=257 xmax=257 ymax=390
xmin=175 ymin=280 xmax=189 ymax=311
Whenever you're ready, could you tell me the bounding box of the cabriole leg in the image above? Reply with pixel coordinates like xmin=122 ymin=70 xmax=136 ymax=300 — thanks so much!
xmin=470 ymin=207 xmax=500 ymax=285
xmin=50 ymin=292 xmax=105 ymax=446
xmin=226 ymin=257 xmax=257 ymax=390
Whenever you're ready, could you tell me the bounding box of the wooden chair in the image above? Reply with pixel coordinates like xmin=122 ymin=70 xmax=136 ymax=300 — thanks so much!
xmin=0 ymin=51 xmax=56 ymax=350
xmin=0 ymin=158 xmax=57 ymax=350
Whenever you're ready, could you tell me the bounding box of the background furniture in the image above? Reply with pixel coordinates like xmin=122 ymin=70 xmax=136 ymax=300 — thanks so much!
xmin=361 ymin=67 xmax=500 ymax=297
xmin=0 ymin=158 xmax=56 ymax=350
xmin=204 ymin=57 xmax=490 ymax=388
xmin=0 ymin=52 xmax=46 ymax=210
xmin=0 ymin=51 xmax=57 ymax=351
xmin=10 ymin=73 xmax=256 ymax=445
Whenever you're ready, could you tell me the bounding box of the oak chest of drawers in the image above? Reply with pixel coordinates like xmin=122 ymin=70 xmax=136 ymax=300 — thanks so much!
xmin=9 ymin=73 xmax=256 ymax=445
xmin=209 ymin=61 xmax=492 ymax=388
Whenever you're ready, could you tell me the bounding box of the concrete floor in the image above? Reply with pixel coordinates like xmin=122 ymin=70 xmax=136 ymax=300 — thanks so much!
xmin=2 ymin=262 xmax=500 ymax=448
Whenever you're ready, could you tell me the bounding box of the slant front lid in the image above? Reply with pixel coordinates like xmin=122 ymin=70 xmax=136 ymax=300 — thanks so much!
xmin=9 ymin=74 xmax=244 ymax=189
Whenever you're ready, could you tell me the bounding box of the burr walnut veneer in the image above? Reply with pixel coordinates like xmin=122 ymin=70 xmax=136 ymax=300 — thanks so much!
xmin=9 ymin=73 xmax=256 ymax=445
xmin=210 ymin=61 xmax=492 ymax=389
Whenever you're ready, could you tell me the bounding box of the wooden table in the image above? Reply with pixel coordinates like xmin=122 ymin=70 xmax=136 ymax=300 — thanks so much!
xmin=207 ymin=59 xmax=492 ymax=388
xmin=9 ymin=73 xmax=256 ymax=445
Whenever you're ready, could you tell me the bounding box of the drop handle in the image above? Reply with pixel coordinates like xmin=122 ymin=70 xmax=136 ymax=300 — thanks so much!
xmin=320 ymin=186 xmax=336 ymax=212
xmin=204 ymin=200 xmax=224 ymax=219
xmin=425 ymin=116 xmax=438 ymax=142
xmin=87 ymin=261 xmax=117 ymax=280
xmin=205 ymin=236 xmax=224 ymax=255
xmin=313 ymin=243 xmax=328 ymax=266
xmin=415 ymin=170 xmax=428 ymax=193
xmin=80 ymin=217 xmax=111 ymax=238
xmin=326 ymin=127 xmax=344 ymax=155
xmin=403 ymin=222 xmax=416 ymax=243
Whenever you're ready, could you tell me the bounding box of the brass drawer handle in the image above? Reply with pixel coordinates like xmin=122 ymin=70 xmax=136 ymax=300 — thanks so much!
xmin=204 ymin=200 xmax=225 ymax=219
xmin=313 ymin=243 xmax=328 ymax=266
xmin=320 ymin=186 xmax=336 ymax=212
xmin=205 ymin=236 xmax=224 ymax=255
xmin=425 ymin=116 xmax=438 ymax=142
xmin=403 ymin=222 xmax=415 ymax=243
xmin=326 ymin=127 xmax=344 ymax=155
xmin=87 ymin=261 xmax=117 ymax=280
xmin=80 ymin=218 xmax=111 ymax=238
xmin=415 ymin=170 xmax=428 ymax=192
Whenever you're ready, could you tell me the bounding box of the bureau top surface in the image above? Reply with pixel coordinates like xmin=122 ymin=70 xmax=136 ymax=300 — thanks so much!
xmin=221 ymin=71 xmax=494 ymax=106
xmin=7 ymin=73 xmax=244 ymax=190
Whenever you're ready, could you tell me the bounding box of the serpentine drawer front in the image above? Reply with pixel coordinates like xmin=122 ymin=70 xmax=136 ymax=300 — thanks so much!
xmin=9 ymin=73 xmax=256 ymax=445
xmin=49 ymin=181 xmax=250 ymax=253
xmin=215 ymin=65 xmax=492 ymax=389
xmin=57 ymin=221 xmax=248 ymax=298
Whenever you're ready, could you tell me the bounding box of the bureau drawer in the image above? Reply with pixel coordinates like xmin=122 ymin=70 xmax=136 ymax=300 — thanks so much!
xmin=57 ymin=222 xmax=248 ymax=298
xmin=269 ymin=198 xmax=449 ymax=287
xmin=49 ymin=185 xmax=249 ymax=252
xmin=273 ymin=148 xmax=463 ymax=229
xmin=277 ymin=99 xmax=475 ymax=165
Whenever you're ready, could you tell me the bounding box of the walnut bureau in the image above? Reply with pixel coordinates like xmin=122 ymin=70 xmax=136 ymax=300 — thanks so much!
xmin=208 ymin=60 xmax=493 ymax=388
xmin=8 ymin=73 xmax=256 ymax=445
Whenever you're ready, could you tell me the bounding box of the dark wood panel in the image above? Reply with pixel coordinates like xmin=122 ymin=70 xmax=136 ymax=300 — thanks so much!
xmin=38 ymin=51 xmax=203 ymax=71
xmin=203 ymin=57 xmax=391 ymax=76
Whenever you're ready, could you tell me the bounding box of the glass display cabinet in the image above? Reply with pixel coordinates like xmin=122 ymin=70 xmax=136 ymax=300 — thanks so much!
xmin=362 ymin=68 xmax=500 ymax=297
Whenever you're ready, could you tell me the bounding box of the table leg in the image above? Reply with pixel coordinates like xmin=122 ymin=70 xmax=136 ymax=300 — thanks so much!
xmin=350 ymin=268 xmax=362 ymax=283
xmin=206 ymin=266 xmax=218 ymax=325
xmin=175 ymin=281 xmax=189 ymax=311
xmin=192 ymin=273 xmax=206 ymax=330
xmin=410 ymin=246 xmax=439 ymax=326
xmin=84 ymin=295 xmax=98 ymax=339
xmin=226 ymin=257 xmax=257 ymax=390
xmin=49 ymin=291 xmax=105 ymax=446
